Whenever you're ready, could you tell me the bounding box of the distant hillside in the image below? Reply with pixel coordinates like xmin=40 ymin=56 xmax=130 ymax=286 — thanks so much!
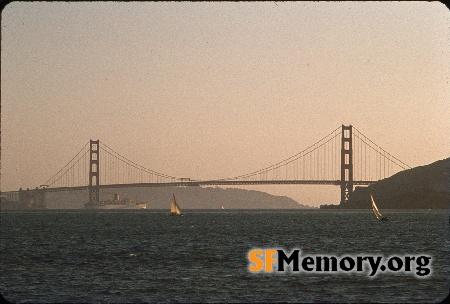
xmin=321 ymin=157 xmax=450 ymax=209
xmin=40 ymin=186 xmax=313 ymax=209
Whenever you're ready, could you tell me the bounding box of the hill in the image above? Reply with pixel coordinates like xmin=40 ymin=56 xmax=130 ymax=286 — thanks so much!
xmin=40 ymin=186 xmax=313 ymax=209
xmin=321 ymin=157 xmax=450 ymax=209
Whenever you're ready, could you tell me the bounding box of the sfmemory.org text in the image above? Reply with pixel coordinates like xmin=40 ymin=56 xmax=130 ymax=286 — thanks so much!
xmin=248 ymin=249 xmax=431 ymax=277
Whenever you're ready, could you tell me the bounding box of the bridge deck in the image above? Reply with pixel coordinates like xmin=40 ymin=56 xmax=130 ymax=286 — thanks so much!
xmin=3 ymin=180 xmax=377 ymax=194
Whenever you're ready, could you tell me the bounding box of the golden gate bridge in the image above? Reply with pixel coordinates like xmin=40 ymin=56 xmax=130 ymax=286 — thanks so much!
xmin=3 ymin=125 xmax=410 ymax=207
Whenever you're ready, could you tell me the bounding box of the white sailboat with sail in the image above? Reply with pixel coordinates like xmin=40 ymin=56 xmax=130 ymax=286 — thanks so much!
xmin=370 ymin=194 xmax=388 ymax=221
xmin=170 ymin=194 xmax=183 ymax=216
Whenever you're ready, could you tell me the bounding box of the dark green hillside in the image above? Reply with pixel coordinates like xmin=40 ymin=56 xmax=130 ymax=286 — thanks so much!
xmin=321 ymin=157 xmax=450 ymax=209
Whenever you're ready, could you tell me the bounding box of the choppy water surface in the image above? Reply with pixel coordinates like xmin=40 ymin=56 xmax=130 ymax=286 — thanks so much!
xmin=1 ymin=209 xmax=448 ymax=303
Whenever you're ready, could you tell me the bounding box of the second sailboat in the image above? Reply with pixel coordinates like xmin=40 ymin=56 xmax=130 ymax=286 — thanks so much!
xmin=170 ymin=194 xmax=183 ymax=216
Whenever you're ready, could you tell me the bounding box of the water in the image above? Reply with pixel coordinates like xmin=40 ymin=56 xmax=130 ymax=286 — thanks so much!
xmin=1 ymin=209 xmax=448 ymax=303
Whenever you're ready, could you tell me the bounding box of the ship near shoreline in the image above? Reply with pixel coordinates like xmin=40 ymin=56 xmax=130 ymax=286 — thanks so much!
xmin=84 ymin=194 xmax=147 ymax=210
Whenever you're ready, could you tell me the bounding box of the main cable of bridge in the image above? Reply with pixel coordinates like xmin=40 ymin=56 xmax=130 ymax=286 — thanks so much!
xmin=353 ymin=126 xmax=410 ymax=169
xmin=37 ymin=124 xmax=411 ymax=193
xmin=218 ymin=125 xmax=342 ymax=182
xmin=43 ymin=141 xmax=90 ymax=189
xmin=99 ymin=141 xmax=178 ymax=184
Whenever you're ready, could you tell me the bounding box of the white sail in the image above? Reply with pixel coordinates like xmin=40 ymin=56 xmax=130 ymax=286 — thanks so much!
xmin=170 ymin=194 xmax=182 ymax=216
xmin=370 ymin=194 xmax=383 ymax=220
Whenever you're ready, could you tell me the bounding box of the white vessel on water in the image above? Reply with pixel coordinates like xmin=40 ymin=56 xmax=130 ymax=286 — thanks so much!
xmin=84 ymin=194 xmax=147 ymax=210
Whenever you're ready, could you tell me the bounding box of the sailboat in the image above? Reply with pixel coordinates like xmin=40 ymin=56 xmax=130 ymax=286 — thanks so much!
xmin=370 ymin=194 xmax=388 ymax=221
xmin=170 ymin=194 xmax=183 ymax=216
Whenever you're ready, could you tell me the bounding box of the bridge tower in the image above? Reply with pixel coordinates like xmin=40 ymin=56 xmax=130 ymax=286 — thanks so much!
xmin=89 ymin=140 xmax=100 ymax=204
xmin=340 ymin=125 xmax=353 ymax=204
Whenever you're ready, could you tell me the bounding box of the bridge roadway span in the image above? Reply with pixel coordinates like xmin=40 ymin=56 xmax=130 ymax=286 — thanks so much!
xmin=16 ymin=179 xmax=376 ymax=193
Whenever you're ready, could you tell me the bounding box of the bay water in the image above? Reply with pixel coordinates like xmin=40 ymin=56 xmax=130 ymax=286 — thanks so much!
xmin=1 ymin=209 xmax=448 ymax=303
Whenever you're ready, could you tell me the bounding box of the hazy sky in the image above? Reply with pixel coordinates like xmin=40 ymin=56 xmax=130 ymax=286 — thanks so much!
xmin=1 ymin=2 xmax=449 ymax=206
